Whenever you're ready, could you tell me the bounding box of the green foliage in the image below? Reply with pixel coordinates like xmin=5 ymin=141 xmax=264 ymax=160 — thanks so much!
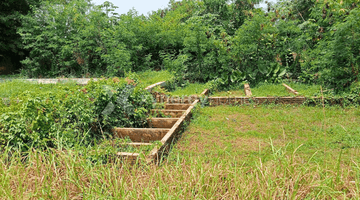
xmin=0 ymin=0 xmax=35 ymax=54
xmin=2 ymin=0 xmax=358 ymax=94
xmin=19 ymin=0 xmax=131 ymax=77
xmin=0 ymin=0 xmax=41 ymax=73
xmin=312 ymin=3 xmax=360 ymax=90
xmin=0 ymin=78 xmax=153 ymax=151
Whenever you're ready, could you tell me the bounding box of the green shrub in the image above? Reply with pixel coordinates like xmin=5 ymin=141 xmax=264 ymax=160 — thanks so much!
xmin=0 ymin=78 xmax=153 ymax=151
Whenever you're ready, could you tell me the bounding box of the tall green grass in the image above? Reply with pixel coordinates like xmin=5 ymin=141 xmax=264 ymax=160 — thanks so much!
xmin=1 ymin=105 xmax=360 ymax=198
xmin=0 ymin=70 xmax=173 ymax=98
xmin=0 ymin=80 xmax=81 ymax=98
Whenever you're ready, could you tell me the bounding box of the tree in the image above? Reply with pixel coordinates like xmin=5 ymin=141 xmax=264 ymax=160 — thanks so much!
xmin=0 ymin=0 xmax=40 ymax=74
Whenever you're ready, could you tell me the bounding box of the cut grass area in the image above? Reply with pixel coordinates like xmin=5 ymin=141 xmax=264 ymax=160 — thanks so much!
xmin=209 ymin=82 xmax=323 ymax=97
xmin=176 ymin=105 xmax=360 ymax=159
xmin=247 ymin=82 xmax=324 ymax=97
xmin=137 ymin=70 xmax=174 ymax=86
xmin=169 ymin=82 xmax=210 ymax=96
xmin=211 ymin=89 xmax=245 ymax=97
xmin=2 ymin=105 xmax=360 ymax=198
xmin=168 ymin=105 xmax=360 ymax=198
xmin=251 ymin=83 xmax=295 ymax=96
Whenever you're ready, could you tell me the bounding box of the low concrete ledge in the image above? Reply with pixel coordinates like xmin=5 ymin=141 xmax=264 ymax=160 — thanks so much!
xmin=208 ymin=96 xmax=307 ymax=106
xmin=154 ymin=95 xmax=199 ymax=104
xmin=153 ymin=89 xmax=209 ymax=104
xmin=19 ymin=78 xmax=99 ymax=85
xmin=127 ymin=142 xmax=153 ymax=146
xmin=148 ymin=118 xmax=179 ymax=128
xmin=112 ymin=128 xmax=170 ymax=142
xmin=151 ymin=109 xmax=185 ymax=118
xmin=145 ymin=81 xmax=166 ymax=92
xmin=164 ymin=104 xmax=192 ymax=110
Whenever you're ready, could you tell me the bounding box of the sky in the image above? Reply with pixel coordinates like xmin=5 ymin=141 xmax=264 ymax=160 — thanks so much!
xmin=92 ymin=0 xmax=171 ymax=16
xmin=92 ymin=0 xmax=278 ymax=16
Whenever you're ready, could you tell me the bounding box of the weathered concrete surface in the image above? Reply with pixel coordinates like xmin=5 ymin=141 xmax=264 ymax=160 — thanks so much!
xmin=164 ymin=104 xmax=191 ymax=110
xmin=283 ymin=83 xmax=299 ymax=95
xmin=25 ymin=78 xmax=99 ymax=85
xmin=244 ymin=83 xmax=252 ymax=97
xmin=208 ymin=96 xmax=307 ymax=106
xmin=151 ymin=109 xmax=185 ymax=118
xmin=112 ymin=128 xmax=170 ymax=142
xmin=148 ymin=118 xmax=179 ymax=128
xmin=0 ymin=78 xmax=99 ymax=85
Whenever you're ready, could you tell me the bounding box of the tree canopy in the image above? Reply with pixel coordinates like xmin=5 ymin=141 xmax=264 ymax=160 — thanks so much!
xmin=0 ymin=0 xmax=40 ymax=72
xmin=1 ymin=0 xmax=359 ymax=91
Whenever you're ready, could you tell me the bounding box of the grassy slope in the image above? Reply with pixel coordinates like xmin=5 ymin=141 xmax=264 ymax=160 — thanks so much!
xmin=137 ymin=70 xmax=174 ymax=86
xmin=1 ymin=105 xmax=360 ymax=198
xmin=170 ymin=105 xmax=360 ymax=198
xmin=169 ymin=83 xmax=209 ymax=96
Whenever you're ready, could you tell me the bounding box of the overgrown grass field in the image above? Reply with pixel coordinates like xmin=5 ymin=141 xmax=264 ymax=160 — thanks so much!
xmin=1 ymin=104 xmax=360 ymax=198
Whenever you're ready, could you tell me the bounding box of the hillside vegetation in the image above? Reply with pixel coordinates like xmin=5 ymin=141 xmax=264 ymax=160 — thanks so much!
xmin=1 ymin=0 xmax=359 ymax=92
xmin=1 ymin=1 xmax=360 ymax=198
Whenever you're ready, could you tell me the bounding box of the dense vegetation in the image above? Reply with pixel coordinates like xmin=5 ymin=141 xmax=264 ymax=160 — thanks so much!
xmin=0 ymin=76 xmax=154 ymax=151
xmin=0 ymin=0 xmax=40 ymax=72
xmin=1 ymin=0 xmax=358 ymax=92
xmin=1 ymin=1 xmax=360 ymax=197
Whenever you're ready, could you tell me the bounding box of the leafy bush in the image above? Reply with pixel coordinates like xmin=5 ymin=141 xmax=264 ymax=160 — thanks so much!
xmin=19 ymin=0 xmax=131 ymax=77
xmin=0 ymin=78 xmax=153 ymax=151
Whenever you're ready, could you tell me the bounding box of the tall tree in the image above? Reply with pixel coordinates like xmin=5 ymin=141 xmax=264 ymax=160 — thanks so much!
xmin=0 ymin=0 xmax=40 ymax=74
